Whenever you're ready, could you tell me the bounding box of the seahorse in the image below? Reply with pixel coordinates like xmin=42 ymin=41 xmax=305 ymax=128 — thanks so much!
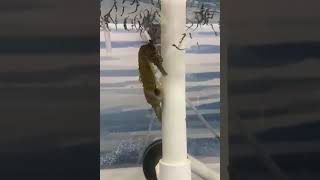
xmin=138 ymin=40 xmax=167 ymax=122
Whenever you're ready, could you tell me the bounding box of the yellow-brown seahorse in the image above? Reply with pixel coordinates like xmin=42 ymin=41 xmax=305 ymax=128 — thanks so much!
xmin=138 ymin=40 xmax=167 ymax=122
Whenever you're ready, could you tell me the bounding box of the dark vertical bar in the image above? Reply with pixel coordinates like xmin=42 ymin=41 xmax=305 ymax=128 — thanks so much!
xmin=223 ymin=0 xmax=320 ymax=179
xmin=0 ymin=0 xmax=100 ymax=179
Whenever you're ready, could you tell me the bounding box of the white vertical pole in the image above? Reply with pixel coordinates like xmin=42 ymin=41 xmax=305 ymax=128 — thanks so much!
xmin=104 ymin=29 xmax=112 ymax=53
xmin=100 ymin=0 xmax=112 ymax=53
xmin=159 ymin=0 xmax=191 ymax=180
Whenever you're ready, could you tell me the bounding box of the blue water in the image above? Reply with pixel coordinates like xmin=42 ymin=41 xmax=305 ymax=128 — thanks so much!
xmin=100 ymin=41 xmax=144 ymax=48
xmin=100 ymin=69 xmax=219 ymax=82
xmin=186 ymin=44 xmax=220 ymax=54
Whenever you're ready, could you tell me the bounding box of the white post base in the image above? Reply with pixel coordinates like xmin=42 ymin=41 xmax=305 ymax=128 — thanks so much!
xmin=159 ymin=159 xmax=191 ymax=180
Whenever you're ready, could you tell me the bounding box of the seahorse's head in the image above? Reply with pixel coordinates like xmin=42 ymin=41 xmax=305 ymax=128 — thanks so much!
xmin=146 ymin=40 xmax=163 ymax=63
